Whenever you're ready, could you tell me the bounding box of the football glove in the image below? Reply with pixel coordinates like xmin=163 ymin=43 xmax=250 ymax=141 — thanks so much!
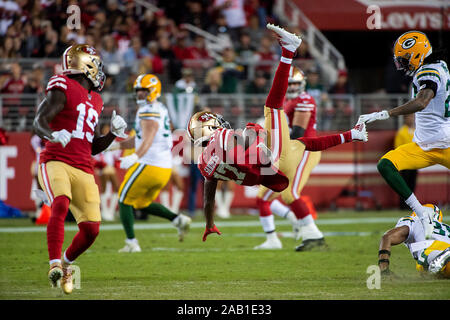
xmin=110 ymin=110 xmax=128 ymax=138
xmin=51 ymin=129 xmax=72 ymax=147
xmin=358 ymin=110 xmax=390 ymax=124
xmin=350 ymin=122 xmax=368 ymax=142
xmin=119 ymin=153 xmax=139 ymax=169
xmin=202 ymin=224 xmax=222 ymax=241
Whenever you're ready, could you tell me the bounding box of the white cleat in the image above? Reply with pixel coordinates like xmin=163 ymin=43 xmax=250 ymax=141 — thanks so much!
xmin=266 ymin=23 xmax=302 ymax=52
xmin=172 ymin=214 xmax=192 ymax=242
xmin=118 ymin=239 xmax=142 ymax=253
xmin=428 ymin=248 xmax=450 ymax=275
xmin=254 ymin=235 xmax=282 ymax=250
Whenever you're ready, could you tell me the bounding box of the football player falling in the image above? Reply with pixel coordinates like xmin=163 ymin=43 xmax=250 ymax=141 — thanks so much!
xmin=255 ymin=66 xmax=325 ymax=251
xmin=33 ymin=44 xmax=127 ymax=294
xmin=378 ymin=204 xmax=450 ymax=278
xmin=358 ymin=31 xmax=450 ymax=240
xmin=187 ymin=24 xmax=369 ymax=241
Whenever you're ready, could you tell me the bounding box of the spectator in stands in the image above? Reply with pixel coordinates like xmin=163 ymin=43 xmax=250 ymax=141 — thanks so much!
xmin=306 ymin=66 xmax=332 ymax=129
xmin=236 ymin=31 xmax=256 ymax=63
xmin=254 ymin=35 xmax=278 ymax=78
xmin=123 ymin=36 xmax=150 ymax=71
xmin=207 ymin=13 xmax=232 ymax=47
xmin=140 ymin=10 xmax=158 ymax=45
xmin=245 ymin=70 xmax=268 ymax=94
xmin=328 ymin=69 xmax=353 ymax=128
xmin=201 ymin=67 xmax=223 ymax=94
xmin=245 ymin=15 xmax=265 ymax=50
xmin=212 ymin=0 xmax=247 ymax=42
xmin=1 ymin=63 xmax=25 ymax=130
xmin=183 ymin=0 xmax=211 ymax=30
xmin=0 ymin=36 xmax=18 ymax=58
xmin=158 ymin=36 xmax=182 ymax=82
xmin=216 ymin=47 xmax=244 ymax=93
xmin=146 ymin=41 xmax=164 ymax=75
xmin=174 ymin=68 xmax=197 ymax=94
xmin=23 ymin=65 xmax=44 ymax=94
xmin=394 ymin=114 xmax=417 ymax=210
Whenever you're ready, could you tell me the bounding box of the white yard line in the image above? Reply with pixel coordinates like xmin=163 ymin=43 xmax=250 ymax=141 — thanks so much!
xmin=0 ymin=217 xmax=400 ymax=233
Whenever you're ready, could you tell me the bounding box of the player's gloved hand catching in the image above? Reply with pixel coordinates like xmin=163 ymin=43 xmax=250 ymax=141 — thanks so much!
xmin=51 ymin=129 xmax=72 ymax=147
xmin=119 ymin=153 xmax=138 ymax=169
xmin=203 ymin=225 xmax=222 ymax=241
xmin=110 ymin=110 xmax=128 ymax=138
xmin=350 ymin=122 xmax=368 ymax=142
xmin=358 ymin=110 xmax=390 ymax=124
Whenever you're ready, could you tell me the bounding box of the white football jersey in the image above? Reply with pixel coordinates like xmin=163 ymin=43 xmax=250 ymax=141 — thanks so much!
xmin=411 ymin=60 xmax=450 ymax=150
xmin=395 ymin=215 xmax=450 ymax=261
xmin=134 ymin=101 xmax=173 ymax=168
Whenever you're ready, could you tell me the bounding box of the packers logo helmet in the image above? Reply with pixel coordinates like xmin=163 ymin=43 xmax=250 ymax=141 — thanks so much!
xmin=287 ymin=66 xmax=306 ymax=99
xmin=412 ymin=204 xmax=443 ymax=222
xmin=133 ymin=74 xmax=161 ymax=103
xmin=187 ymin=111 xmax=231 ymax=146
xmin=393 ymin=31 xmax=432 ymax=76
xmin=62 ymin=44 xmax=106 ymax=90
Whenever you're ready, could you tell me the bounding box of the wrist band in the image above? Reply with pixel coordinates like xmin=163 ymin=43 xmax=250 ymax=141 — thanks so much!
xmin=378 ymin=250 xmax=391 ymax=256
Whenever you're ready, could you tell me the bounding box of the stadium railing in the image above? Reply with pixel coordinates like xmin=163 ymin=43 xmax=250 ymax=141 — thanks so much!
xmin=0 ymin=92 xmax=410 ymax=132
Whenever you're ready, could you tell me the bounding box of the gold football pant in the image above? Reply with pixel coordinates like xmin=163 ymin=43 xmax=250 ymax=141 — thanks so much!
xmin=118 ymin=163 xmax=172 ymax=210
xmin=38 ymin=161 xmax=101 ymax=223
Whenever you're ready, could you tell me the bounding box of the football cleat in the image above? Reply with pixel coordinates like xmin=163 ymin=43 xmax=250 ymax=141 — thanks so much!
xmin=254 ymin=235 xmax=282 ymax=250
xmin=172 ymin=214 xmax=192 ymax=242
xmin=266 ymin=24 xmax=302 ymax=52
xmin=48 ymin=262 xmax=63 ymax=288
xmin=295 ymin=238 xmax=327 ymax=251
xmin=61 ymin=263 xmax=73 ymax=294
xmin=118 ymin=239 xmax=142 ymax=253
xmin=428 ymin=248 xmax=450 ymax=275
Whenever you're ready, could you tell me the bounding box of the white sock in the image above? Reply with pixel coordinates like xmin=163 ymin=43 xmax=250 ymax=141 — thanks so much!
xmin=300 ymin=214 xmax=314 ymax=227
xmin=109 ymin=193 xmax=118 ymax=219
xmin=63 ymin=251 xmax=73 ymax=265
xmin=160 ymin=191 xmax=170 ymax=209
xmin=49 ymin=259 xmax=61 ymax=266
xmin=260 ymin=215 xmax=275 ymax=233
xmin=224 ymin=190 xmax=234 ymax=213
xmin=270 ymin=199 xmax=290 ymax=218
xmin=405 ymin=194 xmax=424 ymax=219
xmin=171 ymin=188 xmax=183 ymax=213
xmin=126 ymin=238 xmax=138 ymax=244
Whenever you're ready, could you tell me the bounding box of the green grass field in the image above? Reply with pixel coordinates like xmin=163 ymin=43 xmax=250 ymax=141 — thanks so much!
xmin=1 ymin=210 xmax=449 ymax=300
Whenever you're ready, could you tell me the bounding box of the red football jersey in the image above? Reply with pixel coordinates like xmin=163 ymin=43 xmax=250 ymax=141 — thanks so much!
xmin=283 ymin=92 xmax=317 ymax=137
xmin=198 ymin=125 xmax=289 ymax=192
xmin=39 ymin=74 xmax=103 ymax=174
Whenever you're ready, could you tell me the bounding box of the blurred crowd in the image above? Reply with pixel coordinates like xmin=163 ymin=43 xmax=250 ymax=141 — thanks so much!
xmin=0 ymin=0 xmax=408 ymax=133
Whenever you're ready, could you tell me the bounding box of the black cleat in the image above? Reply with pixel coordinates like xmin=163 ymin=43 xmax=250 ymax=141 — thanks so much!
xmin=295 ymin=238 xmax=327 ymax=251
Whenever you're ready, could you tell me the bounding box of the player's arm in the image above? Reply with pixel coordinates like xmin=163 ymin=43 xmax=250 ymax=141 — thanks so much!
xmin=290 ymin=110 xmax=311 ymax=139
xmin=33 ymin=90 xmax=66 ymax=141
xmin=388 ymin=88 xmax=434 ymax=117
xmin=378 ymin=225 xmax=409 ymax=274
xmin=296 ymin=122 xmax=367 ymax=151
xmin=203 ymin=177 xmax=221 ymax=241
xmin=359 ymin=84 xmax=435 ymax=123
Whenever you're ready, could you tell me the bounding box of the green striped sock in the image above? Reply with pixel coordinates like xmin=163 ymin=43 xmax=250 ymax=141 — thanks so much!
xmin=377 ymin=158 xmax=412 ymax=199
xmin=119 ymin=202 xmax=135 ymax=239
xmin=141 ymin=203 xmax=177 ymax=221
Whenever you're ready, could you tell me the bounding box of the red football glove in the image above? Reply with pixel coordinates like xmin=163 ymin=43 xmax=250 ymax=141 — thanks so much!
xmin=202 ymin=225 xmax=222 ymax=241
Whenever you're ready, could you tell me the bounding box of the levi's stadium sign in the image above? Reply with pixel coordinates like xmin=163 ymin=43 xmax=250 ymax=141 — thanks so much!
xmin=293 ymin=0 xmax=449 ymax=30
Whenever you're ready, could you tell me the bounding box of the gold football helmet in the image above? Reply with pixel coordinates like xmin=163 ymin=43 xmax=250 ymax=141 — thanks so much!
xmin=287 ymin=66 xmax=306 ymax=99
xmin=412 ymin=204 xmax=443 ymax=222
xmin=62 ymin=44 xmax=105 ymax=90
xmin=187 ymin=111 xmax=231 ymax=146
xmin=393 ymin=31 xmax=432 ymax=76
xmin=133 ymin=74 xmax=161 ymax=103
